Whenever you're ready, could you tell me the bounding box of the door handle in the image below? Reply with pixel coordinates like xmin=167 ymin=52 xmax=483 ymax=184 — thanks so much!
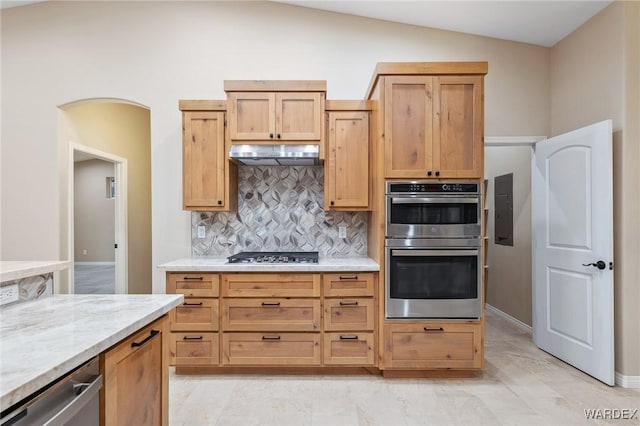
xmin=582 ymin=261 xmax=606 ymax=270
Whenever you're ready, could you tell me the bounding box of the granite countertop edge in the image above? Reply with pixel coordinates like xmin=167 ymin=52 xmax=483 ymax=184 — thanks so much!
xmin=0 ymin=294 xmax=183 ymax=411
xmin=157 ymin=256 xmax=380 ymax=272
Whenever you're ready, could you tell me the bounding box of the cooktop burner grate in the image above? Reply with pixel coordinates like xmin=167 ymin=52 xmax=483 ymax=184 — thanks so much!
xmin=227 ymin=251 xmax=319 ymax=264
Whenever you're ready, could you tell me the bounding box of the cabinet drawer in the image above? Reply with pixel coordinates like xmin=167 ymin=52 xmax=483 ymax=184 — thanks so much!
xmin=222 ymin=299 xmax=320 ymax=331
xmin=323 ymin=273 xmax=374 ymax=297
xmin=384 ymin=322 xmax=482 ymax=369
xmin=222 ymin=273 xmax=320 ymax=297
xmin=170 ymin=332 xmax=219 ymax=366
xmin=222 ymin=333 xmax=321 ymax=365
xmin=167 ymin=272 xmax=220 ymax=297
xmin=170 ymin=298 xmax=219 ymax=331
xmin=167 ymin=272 xmax=219 ymax=297
xmin=323 ymin=332 xmax=374 ymax=366
xmin=324 ymin=298 xmax=375 ymax=331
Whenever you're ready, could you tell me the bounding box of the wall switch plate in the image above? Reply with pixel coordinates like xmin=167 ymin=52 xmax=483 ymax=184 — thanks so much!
xmin=338 ymin=226 xmax=347 ymax=239
xmin=82 ymin=249 xmax=87 ymax=255
xmin=197 ymin=225 xmax=206 ymax=239
xmin=0 ymin=284 xmax=19 ymax=306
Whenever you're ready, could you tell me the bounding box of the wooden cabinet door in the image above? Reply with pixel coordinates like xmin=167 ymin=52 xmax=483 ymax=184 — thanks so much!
xmin=276 ymin=92 xmax=322 ymax=141
xmin=167 ymin=272 xmax=219 ymax=298
xmin=222 ymin=332 xmax=321 ymax=366
xmin=222 ymin=298 xmax=321 ymax=331
xmin=326 ymin=111 xmax=369 ymax=209
xmin=170 ymin=298 xmax=219 ymax=331
xmin=384 ymin=76 xmax=434 ymax=178
xmin=432 ymin=76 xmax=483 ymax=178
xmin=102 ymin=316 xmax=169 ymax=426
xmin=324 ymin=298 xmax=375 ymax=331
xmin=228 ymin=92 xmax=275 ymax=140
xmin=323 ymin=332 xmax=375 ymax=366
xmin=383 ymin=322 xmax=482 ymax=369
xmin=182 ymin=111 xmax=225 ymax=210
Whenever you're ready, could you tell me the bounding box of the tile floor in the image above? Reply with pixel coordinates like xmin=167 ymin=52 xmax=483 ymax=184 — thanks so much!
xmin=169 ymin=312 xmax=640 ymax=426
xmin=74 ymin=264 xmax=115 ymax=294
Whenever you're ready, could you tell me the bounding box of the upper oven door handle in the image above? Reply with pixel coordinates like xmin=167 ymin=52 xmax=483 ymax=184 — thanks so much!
xmin=391 ymin=249 xmax=479 ymax=256
xmin=390 ymin=197 xmax=478 ymax=204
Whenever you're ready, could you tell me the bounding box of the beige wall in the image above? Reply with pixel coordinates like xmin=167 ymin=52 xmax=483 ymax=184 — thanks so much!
xmin=484 ymin=146 xmax=532 ymax=326
xmin=61 ymin=102 xmax=151 ymax=294
xmin=550 ymin=1 xmax=640 ymax=377
xmin=74 ymin=159 xmax=116 ymax=262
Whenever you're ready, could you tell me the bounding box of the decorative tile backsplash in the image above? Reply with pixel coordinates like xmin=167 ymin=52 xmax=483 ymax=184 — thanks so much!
xmin=192 ymin=166 xmax=367 ymax=257
xmin=0 ymin=273 xmax=53 ymax=306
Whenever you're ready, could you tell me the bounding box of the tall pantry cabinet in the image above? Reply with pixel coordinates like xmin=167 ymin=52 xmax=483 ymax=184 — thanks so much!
xmin=366 ymin=62 xmax=488 ymax=374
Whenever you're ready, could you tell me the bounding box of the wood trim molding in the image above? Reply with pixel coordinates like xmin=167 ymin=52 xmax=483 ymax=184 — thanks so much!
xmin=224 ymin=80 xmax=326 ymax=92
xmin=325 ymin=100 xmax=375 ymax=111
xmin=179 ymin=100 xmax=226 ymax=111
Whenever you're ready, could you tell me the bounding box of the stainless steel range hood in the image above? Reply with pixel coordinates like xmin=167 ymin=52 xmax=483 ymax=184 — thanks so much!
xmin=229 ymin=144 xmax=320 ymax=166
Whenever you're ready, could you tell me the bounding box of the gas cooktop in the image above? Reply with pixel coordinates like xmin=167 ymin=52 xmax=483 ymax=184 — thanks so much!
xmin=227 ymin=251 xmax=319 ymax=264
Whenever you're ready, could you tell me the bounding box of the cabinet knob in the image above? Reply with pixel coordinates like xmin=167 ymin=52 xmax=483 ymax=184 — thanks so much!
xmin=330 ymin=200 xmax=335 ymax=206
xmin=269 ymin=133 xmax=274 ymax=139
xmin=217 ymin=200 xmax=222 ymax=205
xmin=427 ymin=171 xmax=432 ymax=177
xmin=435 ymin=171 xmax=440 ymax=177
xmin=276 ymin=134 xmax=281 ymax=139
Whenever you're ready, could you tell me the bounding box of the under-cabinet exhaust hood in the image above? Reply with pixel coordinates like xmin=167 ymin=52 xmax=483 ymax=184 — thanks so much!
xmin=229 ymin=144 xmax=320 ymax=166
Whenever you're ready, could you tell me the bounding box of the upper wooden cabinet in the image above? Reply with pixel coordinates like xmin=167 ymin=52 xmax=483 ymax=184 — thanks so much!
xmin=225 ymin=80 xmax=326 ymax=143
xmin=368 ymin=63 xmax=487 ymax=179
xmin=324 ymin=101 xmax=372 ymax=211
xmin=180 ymin=100 xmax=237 ymax=211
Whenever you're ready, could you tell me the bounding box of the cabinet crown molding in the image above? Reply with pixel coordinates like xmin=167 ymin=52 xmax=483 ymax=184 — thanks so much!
xmin=224 ymin=80 xmax=327 ymax=92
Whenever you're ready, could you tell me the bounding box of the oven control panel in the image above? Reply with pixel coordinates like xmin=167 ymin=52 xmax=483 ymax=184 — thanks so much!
xmin=387 ymin=182 xmax=479 ymax=194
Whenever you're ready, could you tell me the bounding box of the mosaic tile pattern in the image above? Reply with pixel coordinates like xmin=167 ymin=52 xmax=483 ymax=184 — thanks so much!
xmin=192 ymin=166 xmax=368 ymax=257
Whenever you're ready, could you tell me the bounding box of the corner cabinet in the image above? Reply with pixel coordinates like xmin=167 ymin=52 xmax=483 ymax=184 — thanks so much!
xmin=101 ymin=315 xmax=169 ymax=426
xmin=382 ymin=73 xmax=484 ymax=179
xmin=324 ymin=101 xmax=372 ymax=211
xmin=180 ymin=100 xmax=237 ymax=211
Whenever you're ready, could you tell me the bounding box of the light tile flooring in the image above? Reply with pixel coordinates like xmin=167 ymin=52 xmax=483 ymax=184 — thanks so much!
xmin=169 ymin=312 xmax=640 ymax=426
xmin=74 ymin=264 xmax=115 ymax=294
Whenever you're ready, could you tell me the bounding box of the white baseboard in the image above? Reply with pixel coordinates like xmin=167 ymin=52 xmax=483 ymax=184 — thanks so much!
xmin=615 ymin=372 xmax=640 ymax=388
xmin=485 ymin=303 xmax=532 ymax=334
xmin=74 ymin=261 xmax=115 ymax=266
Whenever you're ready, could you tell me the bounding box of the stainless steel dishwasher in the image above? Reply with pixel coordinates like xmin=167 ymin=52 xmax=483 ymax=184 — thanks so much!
xmin=0 ymin=356 xmax=102 ymax=426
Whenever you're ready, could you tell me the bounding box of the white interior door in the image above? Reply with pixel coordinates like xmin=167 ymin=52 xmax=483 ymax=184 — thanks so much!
xmin=532 ymin=120 xmax=614 ymax=385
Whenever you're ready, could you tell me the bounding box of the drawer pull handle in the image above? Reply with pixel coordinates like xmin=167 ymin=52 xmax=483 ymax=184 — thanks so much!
xmin=339 ymin=301 xmax=359 ymax=306
xmin=131 ymin=329 xmax=160 ymax=348
xmin=262 ymin=335 xmax=281 ymax=341
xmin=423 ymin=327 xmax=444 ymax=332
xmin=183 ymin=302 xmax=203 ymax=306
xmin=338 ymin=275 xmax=358 ymax=280
xmin=183 ymin=276 xmax=204 ymax=281
xmin=261 ymin=302 xmax=281 ymax=306
xmin=339 ymin=335 xmax=359 ymax=340
xmin=183 ymin=336 xmax=203 ymax=340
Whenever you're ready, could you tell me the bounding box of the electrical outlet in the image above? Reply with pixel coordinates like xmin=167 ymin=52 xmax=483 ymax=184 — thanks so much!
xmin=82 ymin=249 xmax=87 ymax=255
xmin=338 ymin=226 xmax=347 ymax=239
xmin=0 ymin=284 xmax=19 ymax=306
xmin=197 ymin=225 xmax=206 ymax=239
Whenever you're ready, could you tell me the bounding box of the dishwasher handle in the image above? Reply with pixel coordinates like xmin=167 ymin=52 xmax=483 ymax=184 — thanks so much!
xmin=42 ymin=374 xmax=102 ymax=426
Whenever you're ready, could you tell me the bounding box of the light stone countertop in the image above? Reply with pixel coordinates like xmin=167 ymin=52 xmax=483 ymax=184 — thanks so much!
xmin=0 ymin=294 xmax=183 ymax=411
xmin=157 ymin=256 xmax=380 ymax=272
xmin=0 ymin=260 xmax=72 ymax=283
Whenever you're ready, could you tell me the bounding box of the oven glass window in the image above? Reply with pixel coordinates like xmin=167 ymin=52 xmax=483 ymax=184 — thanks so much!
xmin=390 ymin=202 xmax=477 ymax=225
xmin=389 ymin=253 xmax=478 ymax=299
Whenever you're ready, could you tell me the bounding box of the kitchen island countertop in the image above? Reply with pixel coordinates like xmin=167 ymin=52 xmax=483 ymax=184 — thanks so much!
xmin=0 ymin=294 xmax=183 ymax=411
xmin=157 ymin=256 xmax=380 ymax=272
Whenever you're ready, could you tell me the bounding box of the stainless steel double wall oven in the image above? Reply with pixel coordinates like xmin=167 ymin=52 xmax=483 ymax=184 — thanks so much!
xmin=385 ymin=181 xmax=482 ymax=319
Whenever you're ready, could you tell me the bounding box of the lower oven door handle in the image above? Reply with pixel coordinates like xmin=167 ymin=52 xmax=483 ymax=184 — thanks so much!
xmin=391 ymin=249 xmax=479 ymax=256
xmin=390 ymin=197 xmax=478 ymax=204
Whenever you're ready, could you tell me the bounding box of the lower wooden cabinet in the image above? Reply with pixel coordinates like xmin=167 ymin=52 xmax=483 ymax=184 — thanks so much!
xmin=170 ymin=332 xmax=219 ymax=366
xmin=170 ymin=298 xmax=219 ymax=331
xmin=222 ymin=298 xmax=321 ymax=331
xmin=101 ymin=315 xmax=169 ymax=426
xmin=323 ymin=298 xmax=375 ymax=331
xmin=222 ymin=332 xmax=321 ymax=366
xmin=323 ymin=332 xmax=374 ymax=366
xmin=383 ymin=322 xmax=482 ymax=370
